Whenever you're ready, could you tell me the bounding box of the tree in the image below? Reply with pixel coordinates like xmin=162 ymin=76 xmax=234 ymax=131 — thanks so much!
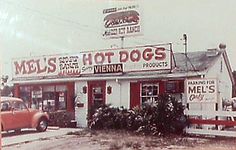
xmin=1 ymin=75 xmax=13 ymax=96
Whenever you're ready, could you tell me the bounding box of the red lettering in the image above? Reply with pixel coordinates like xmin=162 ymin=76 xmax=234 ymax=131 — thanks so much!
xmin=94 ymin=53 xmax=105 ymax=64
xmin=14 ymin=60 xmax=26 ymax=75
xmin=36 ymin=59 xmax=47 ymax=74
xmin=130 ymin=50 xmax=141 ymax=62
xmin=143 ymin=48 xmax=153 ymax=61
xmin=119 ymin=51 xmax=129 ymax=62
xmin=105 ymin=52 xmax=114 ymax=63
xmin=155 ymin=47 xmax=166 ymax=60
xmin=83 ymin=53 xmax=92 ymax=65
xmin=48 ymin=57 xmax=56 ymax=73
xmin=26 ymin=59 xmax=36 ymax=74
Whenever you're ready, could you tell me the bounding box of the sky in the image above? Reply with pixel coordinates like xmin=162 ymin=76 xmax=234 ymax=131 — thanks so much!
xmin=1 ymin=0 xmax=236 ymax=79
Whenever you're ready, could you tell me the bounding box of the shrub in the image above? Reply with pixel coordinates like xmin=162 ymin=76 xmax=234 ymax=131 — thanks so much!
xmin=89 ymin=104 xmax=129 ymax=129
xmin=89 ymin=94 xmax=188 ymax=135
xmin=49 ymin=110 xmax=74 ymax=127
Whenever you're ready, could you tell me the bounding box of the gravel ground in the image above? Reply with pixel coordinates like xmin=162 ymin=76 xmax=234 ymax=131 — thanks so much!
xmin=3 ymin=129 xmax=236 ymax=150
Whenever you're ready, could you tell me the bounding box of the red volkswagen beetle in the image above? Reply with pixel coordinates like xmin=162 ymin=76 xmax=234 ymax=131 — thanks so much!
xmin=1 ymin=97 xmax=49 ymax=132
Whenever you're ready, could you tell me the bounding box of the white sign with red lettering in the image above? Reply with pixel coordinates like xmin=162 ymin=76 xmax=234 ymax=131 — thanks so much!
xmin=102 ymin=4 xmax=142 ymax=38
xmin=80 ymin=45 xmax=171 ymax=74
xmin=12 ymin=55 xmax=81 ymax=78
xmin=12 ymin=45 xmax=171 ymax=78
xmin=186 ymin=78 xmax=217 ymax=103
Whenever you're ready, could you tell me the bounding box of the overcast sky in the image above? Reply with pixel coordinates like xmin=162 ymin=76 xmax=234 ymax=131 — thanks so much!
xmin=1 ymin=0 xmax=236 ymax=78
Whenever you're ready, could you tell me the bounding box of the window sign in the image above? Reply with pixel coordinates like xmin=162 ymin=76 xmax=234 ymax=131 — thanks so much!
xmin=166 ymin=82 xmax=176 ymax=93
xmin=31 ymin=86 xmax=42 ymax=99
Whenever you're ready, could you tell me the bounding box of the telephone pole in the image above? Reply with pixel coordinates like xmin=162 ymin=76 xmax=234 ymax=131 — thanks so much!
xmin=183 ymin=34 xmax=187 ymax=57
xmin=183 ymin=34 xmax=188 ymax=71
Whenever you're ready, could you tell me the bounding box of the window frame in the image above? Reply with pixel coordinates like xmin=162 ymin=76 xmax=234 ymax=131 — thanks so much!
xmin=1 ymin=101 xmax=11 ymax=112
xmin=12 ymin=101 xmax=28 ymax=111
xmin=140 ymin=83 xmax=159 ymax=105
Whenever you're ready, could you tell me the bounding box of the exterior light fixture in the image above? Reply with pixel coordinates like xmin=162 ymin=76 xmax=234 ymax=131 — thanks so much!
xmin=82 ymin=86 xmax=87 ymax=94
xmin=107 ymin=86 xmax=112 ymax=94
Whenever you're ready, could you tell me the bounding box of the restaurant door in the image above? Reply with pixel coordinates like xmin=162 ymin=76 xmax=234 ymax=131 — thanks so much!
xmin=88 ymin=81 xmax=106 ymax=118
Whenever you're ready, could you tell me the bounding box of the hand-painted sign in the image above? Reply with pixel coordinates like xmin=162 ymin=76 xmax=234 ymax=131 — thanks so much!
xmin=12 ymin=44 xmax=171 ymax=78
xmin=94 ymin=64 xmax=123 ymax=74
xmin=13 ymin=56 xmax=58 ymax=78
xmin=80 ymin=45 xmax=171 ymax=74
xmin=102 ymin=5 xmax=142 ymax=38
xmin=12 ymin=55 xmax=81 ymax=78
xmin=186 ymin=79 xmax=217 ymax=103
xmin=58 ymin=55 xmax=80 ymax=76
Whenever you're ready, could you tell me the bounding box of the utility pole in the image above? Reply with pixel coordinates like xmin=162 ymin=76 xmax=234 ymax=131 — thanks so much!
xmin=183 ymin=33 xmax=189 ymax=110
xmin=183 ymin=34 xmax=188 ymax=71
xmin=183 ymin=34 xmax=187 ymax=56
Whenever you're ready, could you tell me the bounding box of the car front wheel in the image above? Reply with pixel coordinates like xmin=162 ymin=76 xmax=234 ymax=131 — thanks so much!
xmin=36 ymin=118 xmax=48 ymax=132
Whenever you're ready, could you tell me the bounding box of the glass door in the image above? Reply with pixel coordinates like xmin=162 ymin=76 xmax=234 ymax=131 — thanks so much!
xmin=92 ymin=86 xmax=104 ymax=108
xmin=88 ymin=81 xmax=106 ymax=118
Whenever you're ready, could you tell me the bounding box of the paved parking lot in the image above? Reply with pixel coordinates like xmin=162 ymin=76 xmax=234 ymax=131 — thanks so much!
xmin=2 ymin=127 xmax=82 ymax=147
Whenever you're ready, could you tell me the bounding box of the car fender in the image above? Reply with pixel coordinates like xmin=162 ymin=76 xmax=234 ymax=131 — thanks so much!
xmin=31 ymin=112 xmax=49 ymax=128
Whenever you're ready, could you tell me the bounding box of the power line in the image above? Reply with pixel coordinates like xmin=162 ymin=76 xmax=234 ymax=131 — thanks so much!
xmin=0 ymin=0 xmax=101 ymax=34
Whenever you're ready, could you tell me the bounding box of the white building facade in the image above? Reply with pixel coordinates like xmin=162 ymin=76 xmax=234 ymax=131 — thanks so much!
xmin=11 ymin=44 xmax=234 ymax=127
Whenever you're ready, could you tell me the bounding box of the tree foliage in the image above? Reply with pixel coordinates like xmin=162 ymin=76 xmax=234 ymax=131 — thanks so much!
xmin=0 ymin=75 xmax=13 ymax=96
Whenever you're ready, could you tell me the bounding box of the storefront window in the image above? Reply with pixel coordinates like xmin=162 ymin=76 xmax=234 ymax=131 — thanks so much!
xmin=141 ymin=83 xmax=159 ymax=105
xmin=58 ymin=92 xmax=66 ymax=110
xmin=42 ymin=85 xmax=67 ymax=112
xmin=56 ymin=85 xmax=67 ymax=110
xmin=31 ymin=86 xmax=43 ymax=109
xmin=42 ymin=92 xmax=55 ymax=112
xmin=43 ymin=99 xmax=55 ymax=112
xmin=19 ymin=84 xmax=68 ymax=112
xmin=19 ymin=86 xmax=31 ymax=107
xmin=166 ymin=82 xmax=176 ymax=93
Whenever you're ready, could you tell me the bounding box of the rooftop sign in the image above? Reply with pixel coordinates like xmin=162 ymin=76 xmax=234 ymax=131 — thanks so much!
xmin=102 ymin=4 xmax=142 ymax=39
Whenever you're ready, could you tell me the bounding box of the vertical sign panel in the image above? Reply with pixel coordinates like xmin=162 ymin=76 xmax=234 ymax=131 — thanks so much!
xmin=186 ymin=78 xmax=217 ymax=103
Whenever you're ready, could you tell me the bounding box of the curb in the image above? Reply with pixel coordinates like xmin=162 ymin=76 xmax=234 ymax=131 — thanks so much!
xmin=2 ymin=128 xmax=83 ymax=147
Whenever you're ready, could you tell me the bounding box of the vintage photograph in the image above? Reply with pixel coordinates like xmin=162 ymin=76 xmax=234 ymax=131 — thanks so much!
xmin=0 ymin=0 xmax=236 ymax=149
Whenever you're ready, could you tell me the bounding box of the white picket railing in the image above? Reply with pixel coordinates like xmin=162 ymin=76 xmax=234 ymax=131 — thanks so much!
xmin=185 ymin=110 xmax=236 ymax=137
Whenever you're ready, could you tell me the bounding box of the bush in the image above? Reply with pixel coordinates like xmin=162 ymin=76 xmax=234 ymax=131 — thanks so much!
xmin=89 ymin=94 xmax=188 ymax=135
xmin=49 ymin=110 xmax=74 ymax=127
xmin=89 ymin=104 xmax=129 ymax=130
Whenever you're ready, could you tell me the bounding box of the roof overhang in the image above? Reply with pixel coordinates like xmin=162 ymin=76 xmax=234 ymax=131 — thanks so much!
xmin=12 ymin=71 xmax=206 ymax=84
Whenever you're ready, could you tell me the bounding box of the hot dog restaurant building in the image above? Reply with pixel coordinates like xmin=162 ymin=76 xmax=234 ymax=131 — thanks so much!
xmin=11 ymin=43 xmax=234 ymax=127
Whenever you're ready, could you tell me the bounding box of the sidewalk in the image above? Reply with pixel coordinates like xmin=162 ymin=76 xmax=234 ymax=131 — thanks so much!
xmin=2 ymin=127 xmax=83 ymax=147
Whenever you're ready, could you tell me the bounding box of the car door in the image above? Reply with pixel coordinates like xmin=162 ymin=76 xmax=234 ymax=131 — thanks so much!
xmin=11 ymin=101 xmax=31 ymax=129
xmin=1 ymin=101 xmax=14 ymax=130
